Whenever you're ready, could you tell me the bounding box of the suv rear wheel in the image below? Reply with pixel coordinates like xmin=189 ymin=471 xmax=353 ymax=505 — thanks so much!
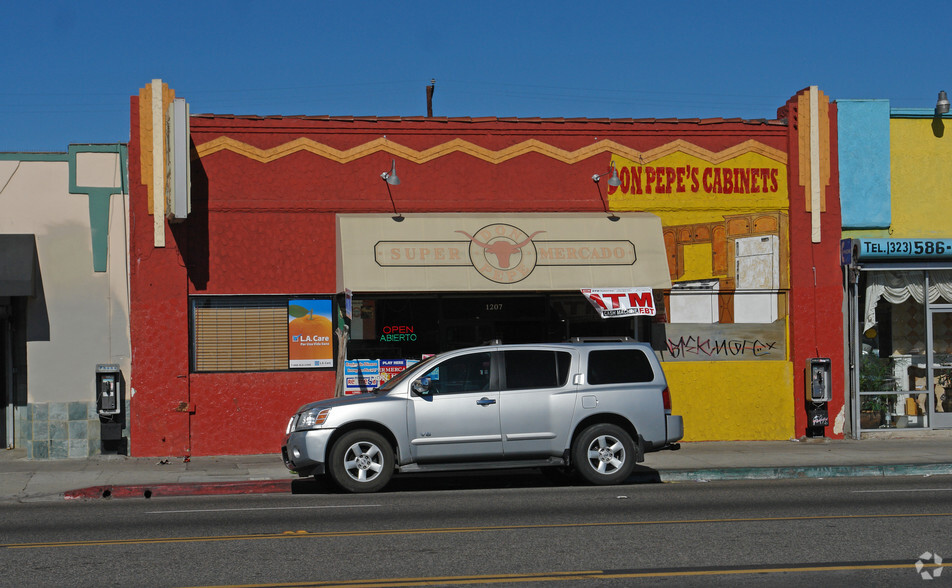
xmin=572 ymin=423 xmax=635 ymax=485
xmin=328 ymin=430 xmax=394 ymax=493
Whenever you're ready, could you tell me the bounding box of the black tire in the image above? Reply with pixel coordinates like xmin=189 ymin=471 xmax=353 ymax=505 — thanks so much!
xmin=327 ymin=430 xmax=394 ymax=493
xmin=571 ymin=423 xmax=635 ymax=485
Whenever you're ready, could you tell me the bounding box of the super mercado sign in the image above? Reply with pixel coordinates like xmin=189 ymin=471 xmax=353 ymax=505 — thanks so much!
xmin=855 ymin=238 xmax=952 ymax=261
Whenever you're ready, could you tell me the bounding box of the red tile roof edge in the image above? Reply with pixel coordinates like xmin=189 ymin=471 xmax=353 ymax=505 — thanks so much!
xmin=189 ymin=113 xmax=785 ymax=126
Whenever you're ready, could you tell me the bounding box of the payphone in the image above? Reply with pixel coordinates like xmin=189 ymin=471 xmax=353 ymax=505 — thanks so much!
xmin=807 ymin=358 xmax=832 ymax=402
xmin=95 ymin=364 xmax=126 ymax=454
xmin=805 ymin=358 xmax=832 ymax=437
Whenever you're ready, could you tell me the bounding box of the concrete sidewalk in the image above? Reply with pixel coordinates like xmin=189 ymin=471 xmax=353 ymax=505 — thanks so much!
xmin=3 ymin=433 xmax=952 ymax=502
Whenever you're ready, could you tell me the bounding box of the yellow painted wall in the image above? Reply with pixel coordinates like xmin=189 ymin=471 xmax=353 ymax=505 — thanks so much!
xmin=681 ymin=242 xmax=715 ymax=283
xmin=890 ymin=119 xmax=952 ymax=237
xmin=607 ymin=148 xmax=795 ymax=440
xmin=663 ymin=360 xmax=795 ymax=441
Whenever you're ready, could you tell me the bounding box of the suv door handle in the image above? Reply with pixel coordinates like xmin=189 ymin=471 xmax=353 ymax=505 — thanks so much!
xmin=476 ymin=397 xmax=496 ymax=406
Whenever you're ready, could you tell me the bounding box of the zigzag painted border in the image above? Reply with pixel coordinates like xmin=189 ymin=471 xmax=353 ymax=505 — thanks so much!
xmin=195 ymin=136 xmax=788 ymax=165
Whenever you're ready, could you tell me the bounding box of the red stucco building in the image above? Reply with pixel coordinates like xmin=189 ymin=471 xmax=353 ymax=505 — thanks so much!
xmin=128 ymin=82 xmax=842 ymax=456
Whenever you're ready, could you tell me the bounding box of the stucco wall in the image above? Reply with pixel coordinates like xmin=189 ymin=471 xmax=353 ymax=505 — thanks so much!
xmin=664 ymin=360 xmax=795 ymax=440
xmin=890 ymin=117 xmax=952 ymax=236
xmin=128 ymin=85 xmax=846 ymax=454
xmin=0 ymin=153 xmax=129 ymax=457
xmin=0 ymin=157 xmax=129 ymax=401
xmin=837 ymin=100 xmax=891 ymax=230
xmin=609 ymin=147 xmax=798 ymax=440
xmin=785 ymin=92 xmax=844 ymax=438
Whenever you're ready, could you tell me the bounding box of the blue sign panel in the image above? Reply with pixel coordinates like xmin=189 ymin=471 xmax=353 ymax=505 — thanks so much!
xmin=855 ymin=238 xmax=952 ymax=260
xmin=840 ymin=239 xmax=854 ymax=266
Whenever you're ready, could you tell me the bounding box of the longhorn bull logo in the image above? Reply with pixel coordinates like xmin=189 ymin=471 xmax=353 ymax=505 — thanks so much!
xmin=455 ymin=229 xmax=545 ymax=269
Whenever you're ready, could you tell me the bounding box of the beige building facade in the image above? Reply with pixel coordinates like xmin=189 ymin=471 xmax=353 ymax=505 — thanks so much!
xmin=0 ymin=146 xmax=129 ymax=458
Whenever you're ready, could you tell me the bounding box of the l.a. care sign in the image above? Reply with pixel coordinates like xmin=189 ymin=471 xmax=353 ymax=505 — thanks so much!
xmin=581 ymin=287 xmax=656 ymax=318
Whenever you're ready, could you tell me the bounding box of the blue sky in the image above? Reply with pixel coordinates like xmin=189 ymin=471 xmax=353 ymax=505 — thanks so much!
xmin=0 ymin=1 xmax=943 ymax=152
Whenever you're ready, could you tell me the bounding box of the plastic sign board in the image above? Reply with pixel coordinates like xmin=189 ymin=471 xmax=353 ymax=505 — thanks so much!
xmin=581 ymin=287 xmax=656 ymax=318
xmin=343 ymin=359 xmax=421 ymax=394
xmin=855 ymin=238 xmax=952 ymax=261
xmin=344 ymin=360 xmax=380 ymax=394
xmin=288 ymin=299 xmax=334 ymax=368
xmin=840 ymin=238 xmax=854 ymax=266
xmin=165 ymin=98 xmax=191 ymax=220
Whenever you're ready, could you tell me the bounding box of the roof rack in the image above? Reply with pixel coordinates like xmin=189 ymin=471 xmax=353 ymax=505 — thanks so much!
xmin=567 ymin=336 xmax=636 ymax=343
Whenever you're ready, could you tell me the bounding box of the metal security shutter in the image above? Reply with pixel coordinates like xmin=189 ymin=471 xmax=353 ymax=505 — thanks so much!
xmin=191 ymin=297 xmax=288 ymax=372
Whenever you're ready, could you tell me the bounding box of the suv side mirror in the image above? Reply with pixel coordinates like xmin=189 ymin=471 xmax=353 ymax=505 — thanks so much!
xmin=411 ymin=377 xmax=432 ymax=396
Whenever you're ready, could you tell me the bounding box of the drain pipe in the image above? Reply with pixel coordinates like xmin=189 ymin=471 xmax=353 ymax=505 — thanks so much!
xmin=426 ymin=79 xmax=435 ymax=117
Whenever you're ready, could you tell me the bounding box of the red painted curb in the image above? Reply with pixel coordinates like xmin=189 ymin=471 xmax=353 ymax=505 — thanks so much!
xmin=63 ymin=479 xmax=293 ymax=500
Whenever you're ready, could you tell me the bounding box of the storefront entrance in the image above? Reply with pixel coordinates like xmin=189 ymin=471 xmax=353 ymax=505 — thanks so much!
xmin=851 ymin=267 xmax=952 ymax=434
xmin=349 ymin=293 xmax=649 ymax=360
xmin=338 ymin=212 xmax=670 ymax=361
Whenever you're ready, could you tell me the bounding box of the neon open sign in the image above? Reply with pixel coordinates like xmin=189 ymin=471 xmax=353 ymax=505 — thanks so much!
xmin=380 ymin=325 xmax=417 ymax=342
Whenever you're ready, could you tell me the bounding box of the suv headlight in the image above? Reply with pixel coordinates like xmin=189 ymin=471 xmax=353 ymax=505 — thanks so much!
xmin=293 ymin=407 xmax=331 ymax=432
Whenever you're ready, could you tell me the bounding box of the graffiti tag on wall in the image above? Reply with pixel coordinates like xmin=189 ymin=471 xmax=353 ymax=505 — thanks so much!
xmin=665 ymin=336 xmax=778 ymax=358
xmin=656 ymin=320 xmax=785 ymax=362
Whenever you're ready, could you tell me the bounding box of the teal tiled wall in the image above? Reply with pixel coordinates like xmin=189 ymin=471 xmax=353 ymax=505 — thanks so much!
xmin=18 ymin=401 xmax=128 ymax=459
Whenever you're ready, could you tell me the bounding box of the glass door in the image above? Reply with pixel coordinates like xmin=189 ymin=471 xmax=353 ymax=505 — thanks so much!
xmin=854 ymin=269 xmax=928 ymax=432
xmin=928 ymin=307 xmax=952 ymax=428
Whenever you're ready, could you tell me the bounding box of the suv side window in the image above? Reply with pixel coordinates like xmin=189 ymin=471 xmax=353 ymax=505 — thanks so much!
xmin=503 ymin=350 xmax=572 ymax=390
xmin=587 ymin=349 xmax=654 ymax=384
xmin=420 ymin=352 xmax=492 ymax=395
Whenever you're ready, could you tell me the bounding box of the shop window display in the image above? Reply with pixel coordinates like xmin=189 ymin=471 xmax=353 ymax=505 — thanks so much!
xmin=347 ymin=293 xmax=647 ymax=361
xmin=858 ymin=270 xmax=952 ymax=429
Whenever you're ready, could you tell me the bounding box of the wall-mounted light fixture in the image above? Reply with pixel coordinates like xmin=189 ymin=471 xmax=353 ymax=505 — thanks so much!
xmin=380 ymin=159 xmax=404 ymax=222
xmin=592 ymin=164 xmax=621 ymax=221
xmin=937 ymin=91 xmax=950 ymax=115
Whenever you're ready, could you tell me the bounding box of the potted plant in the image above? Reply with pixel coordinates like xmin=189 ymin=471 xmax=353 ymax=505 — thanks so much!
xmin=859 ymin=355 xmax=894 ymax=428
xmin=860 ymin=394 xmax=892 ymax=428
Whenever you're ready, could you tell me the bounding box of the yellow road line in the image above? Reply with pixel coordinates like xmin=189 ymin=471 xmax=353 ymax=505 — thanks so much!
xmin=4 ymin=512 xmax=951 ymax=549
xmin=196 ymin=562 xmax=941 ymax=588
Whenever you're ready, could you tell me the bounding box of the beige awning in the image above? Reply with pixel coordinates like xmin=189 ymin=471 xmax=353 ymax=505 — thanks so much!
xmin=337 ymin=213 xmax=672 ymax=292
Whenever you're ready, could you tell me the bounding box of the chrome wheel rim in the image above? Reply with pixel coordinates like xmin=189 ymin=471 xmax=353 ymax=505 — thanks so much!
xmin=343 ymin=441 xmax=384 ymax=483
xmin=585 ymin=434 xmax=626 ymax=475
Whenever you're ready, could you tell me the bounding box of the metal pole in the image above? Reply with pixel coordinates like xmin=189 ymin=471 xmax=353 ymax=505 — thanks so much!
xmin=3 ymin=317 xmax=14 ymax=448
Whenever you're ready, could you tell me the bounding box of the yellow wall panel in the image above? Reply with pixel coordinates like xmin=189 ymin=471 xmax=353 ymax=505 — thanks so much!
xmin=663 ymin=360 xmax=795 ymax=441
xmin=681 ymin=242 xmax=715 ymax=282
xmin=890 ymin=118 xmax=952 ymax=237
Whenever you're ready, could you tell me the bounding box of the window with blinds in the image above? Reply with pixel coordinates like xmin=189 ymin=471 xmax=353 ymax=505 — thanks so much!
xmin=191 ymin=297 xmax=290 ymax=372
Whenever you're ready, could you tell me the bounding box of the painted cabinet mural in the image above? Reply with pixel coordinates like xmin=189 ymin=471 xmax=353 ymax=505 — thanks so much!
xmin=610 ymin=143 xmax=797 ymax=440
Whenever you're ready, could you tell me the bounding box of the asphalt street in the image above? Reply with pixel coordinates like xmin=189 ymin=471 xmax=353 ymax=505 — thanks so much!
xmin=1 ymin=474 xmax=949 ymax=587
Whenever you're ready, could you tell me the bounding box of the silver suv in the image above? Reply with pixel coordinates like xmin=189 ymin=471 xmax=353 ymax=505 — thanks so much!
xmin=282 ymin=342 xmax=683 ymax=493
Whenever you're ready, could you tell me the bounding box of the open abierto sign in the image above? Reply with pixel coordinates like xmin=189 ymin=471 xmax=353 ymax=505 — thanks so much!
xmin=580 ymin=288 xmax=656 ymax=319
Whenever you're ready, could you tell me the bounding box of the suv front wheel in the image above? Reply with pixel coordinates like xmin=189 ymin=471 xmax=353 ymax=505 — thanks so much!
xmin=328 ymin=430 xmax=394 ymax=493
xmin=572 ymin=423 xmax=635 ymax=485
